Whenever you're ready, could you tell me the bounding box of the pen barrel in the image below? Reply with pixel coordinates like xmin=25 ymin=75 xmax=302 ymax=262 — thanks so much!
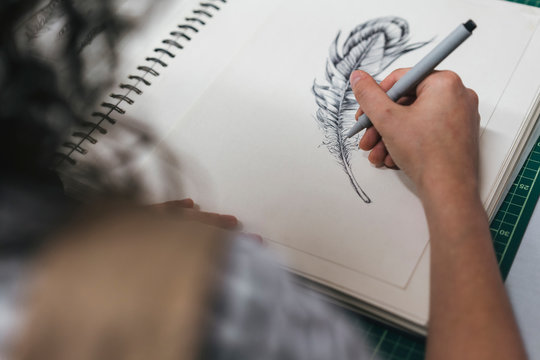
xmin=386 ymin=23 xmax=473 ymax=101
xmin=355 ymin=113 xmax=372 ymax=131
xmin=346 ymin=22 xmax=474 ymax=138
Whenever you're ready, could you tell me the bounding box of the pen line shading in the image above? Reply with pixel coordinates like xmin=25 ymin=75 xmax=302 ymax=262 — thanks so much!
xmin=312 ymin=17 xmax=429 ymax=203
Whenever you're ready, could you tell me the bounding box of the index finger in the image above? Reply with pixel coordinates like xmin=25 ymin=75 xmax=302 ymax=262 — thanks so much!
xmin=379 ymin=68 xmax=411 ymax=92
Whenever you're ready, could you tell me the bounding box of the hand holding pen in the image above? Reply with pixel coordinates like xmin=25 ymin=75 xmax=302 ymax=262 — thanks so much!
xmin=350 ymin=67 xmax=480 ymax=197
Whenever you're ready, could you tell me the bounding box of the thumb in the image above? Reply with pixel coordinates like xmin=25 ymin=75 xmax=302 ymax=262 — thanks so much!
xmin=350 ymin=70 xmax=399 ymax=133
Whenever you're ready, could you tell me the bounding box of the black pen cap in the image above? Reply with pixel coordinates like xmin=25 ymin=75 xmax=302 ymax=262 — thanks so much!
xmin=464 ymin=19 xmax=477 ymax=32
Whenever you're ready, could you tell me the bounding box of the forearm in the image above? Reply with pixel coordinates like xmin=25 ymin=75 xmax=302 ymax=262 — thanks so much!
xmin=349 ymin=69 xmax=525 ymax=358
xmin=422 ymin=185 xmax=526 ymax=360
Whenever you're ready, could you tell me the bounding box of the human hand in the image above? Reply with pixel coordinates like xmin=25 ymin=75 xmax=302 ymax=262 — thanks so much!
xmin=150 ymin=199 xmax=263 ymax=242
xmin=350 ymin=69 xmax=480 ymax=200
xmin=150 ymin=198 xmax=238 ymax=229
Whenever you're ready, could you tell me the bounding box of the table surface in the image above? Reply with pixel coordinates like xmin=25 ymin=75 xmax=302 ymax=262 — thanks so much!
xmin=506 ymin=203 xmax=540 ymax=359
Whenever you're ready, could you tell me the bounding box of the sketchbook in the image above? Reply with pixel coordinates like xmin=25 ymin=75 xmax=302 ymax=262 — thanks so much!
xmin=54 ymin=0 xmax=540 ymax=334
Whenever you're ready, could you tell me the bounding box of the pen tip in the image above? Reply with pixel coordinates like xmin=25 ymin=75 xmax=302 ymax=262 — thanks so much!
xmin=464 ymin=19 xmax=477 ymax=32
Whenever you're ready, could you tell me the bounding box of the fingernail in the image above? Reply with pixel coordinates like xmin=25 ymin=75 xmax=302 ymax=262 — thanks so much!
xmin=181 ymin=198 xmax=194 ymax=207
xmin=249 ymin=233 xmax=264 ymax=243
xmin=244 ymin=233 xmax=263 ymax=244
xmin=350 ymin=71 xmax=364 ymax=88
xmin=238 ymin=232 xmax=264 ymax=244
xmin=220 ymin=215 xmax=238 ymax=227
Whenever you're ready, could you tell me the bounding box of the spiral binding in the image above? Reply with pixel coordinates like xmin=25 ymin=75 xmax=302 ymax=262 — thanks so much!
xmin=56 ymin=0 xmax=227 ymax=166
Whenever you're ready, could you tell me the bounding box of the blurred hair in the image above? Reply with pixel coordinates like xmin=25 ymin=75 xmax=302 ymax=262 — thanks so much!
xmin=0 ymin=0 xmax=170 ymax=250
xmin=1 ymin=0 xmax=133 ymax=173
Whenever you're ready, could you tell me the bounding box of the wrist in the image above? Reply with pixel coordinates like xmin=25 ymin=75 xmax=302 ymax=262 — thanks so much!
xmin=418 ymin=172 xmax=483 ymax=218
xmin=417 ymin=165 xmax=480 ymax=205
xmin=420 ymin=179 xmax=480 ymax=205
xmin=418 ymin=173 xmax=489 ymax=243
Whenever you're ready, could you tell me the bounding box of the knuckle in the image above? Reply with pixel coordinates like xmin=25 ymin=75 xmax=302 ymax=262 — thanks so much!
xmin=467 ymin=88 xmax=479 ymax=105
xmin=440 ymin=71 xmax=462 ymax=85
xmin=441 ymin=70 xmax=460 ymax=81
xmin=382 ymin=105 xmax=395 ymax=118
xmin=431 ymin=71 xmax=462 ymax=90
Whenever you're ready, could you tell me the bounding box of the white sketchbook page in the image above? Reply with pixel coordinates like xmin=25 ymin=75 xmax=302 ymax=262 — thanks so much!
xmin=267 ymin=0 xmax=540 ymax=323
xmin=139 ymin=0 xmax=540 ymax=290
xmin=112 ymin=0 xmax=540 ymax=325
xmin=296 ymin=4 xmax=540 ymax=324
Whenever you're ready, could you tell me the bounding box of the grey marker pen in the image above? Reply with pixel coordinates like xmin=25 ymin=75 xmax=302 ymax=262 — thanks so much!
xmin=346 ymin=20 xmax=477 ymax=138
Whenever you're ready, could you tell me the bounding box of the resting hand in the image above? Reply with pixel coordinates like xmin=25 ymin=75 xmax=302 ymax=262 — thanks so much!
xmin=150 ymin=199 xmax=238 ymax=229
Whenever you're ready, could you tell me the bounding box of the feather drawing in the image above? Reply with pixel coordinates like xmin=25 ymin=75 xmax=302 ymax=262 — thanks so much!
xmin=312 ymin=17 xmax=429 ymax=203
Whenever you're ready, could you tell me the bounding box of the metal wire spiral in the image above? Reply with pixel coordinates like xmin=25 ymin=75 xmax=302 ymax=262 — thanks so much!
xmin=56 ymin=0 xmax=227 ymax=165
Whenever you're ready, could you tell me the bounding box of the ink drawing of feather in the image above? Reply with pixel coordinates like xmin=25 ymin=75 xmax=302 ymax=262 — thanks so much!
xmin=312 ymin=17 xmax=428 ymax=203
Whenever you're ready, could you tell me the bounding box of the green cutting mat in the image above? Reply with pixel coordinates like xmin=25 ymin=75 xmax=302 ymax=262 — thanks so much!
xmin=347 ymin=1 xmax=540 ymax=356
xmin=491 ymin=138 xmax=540 ymax=279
